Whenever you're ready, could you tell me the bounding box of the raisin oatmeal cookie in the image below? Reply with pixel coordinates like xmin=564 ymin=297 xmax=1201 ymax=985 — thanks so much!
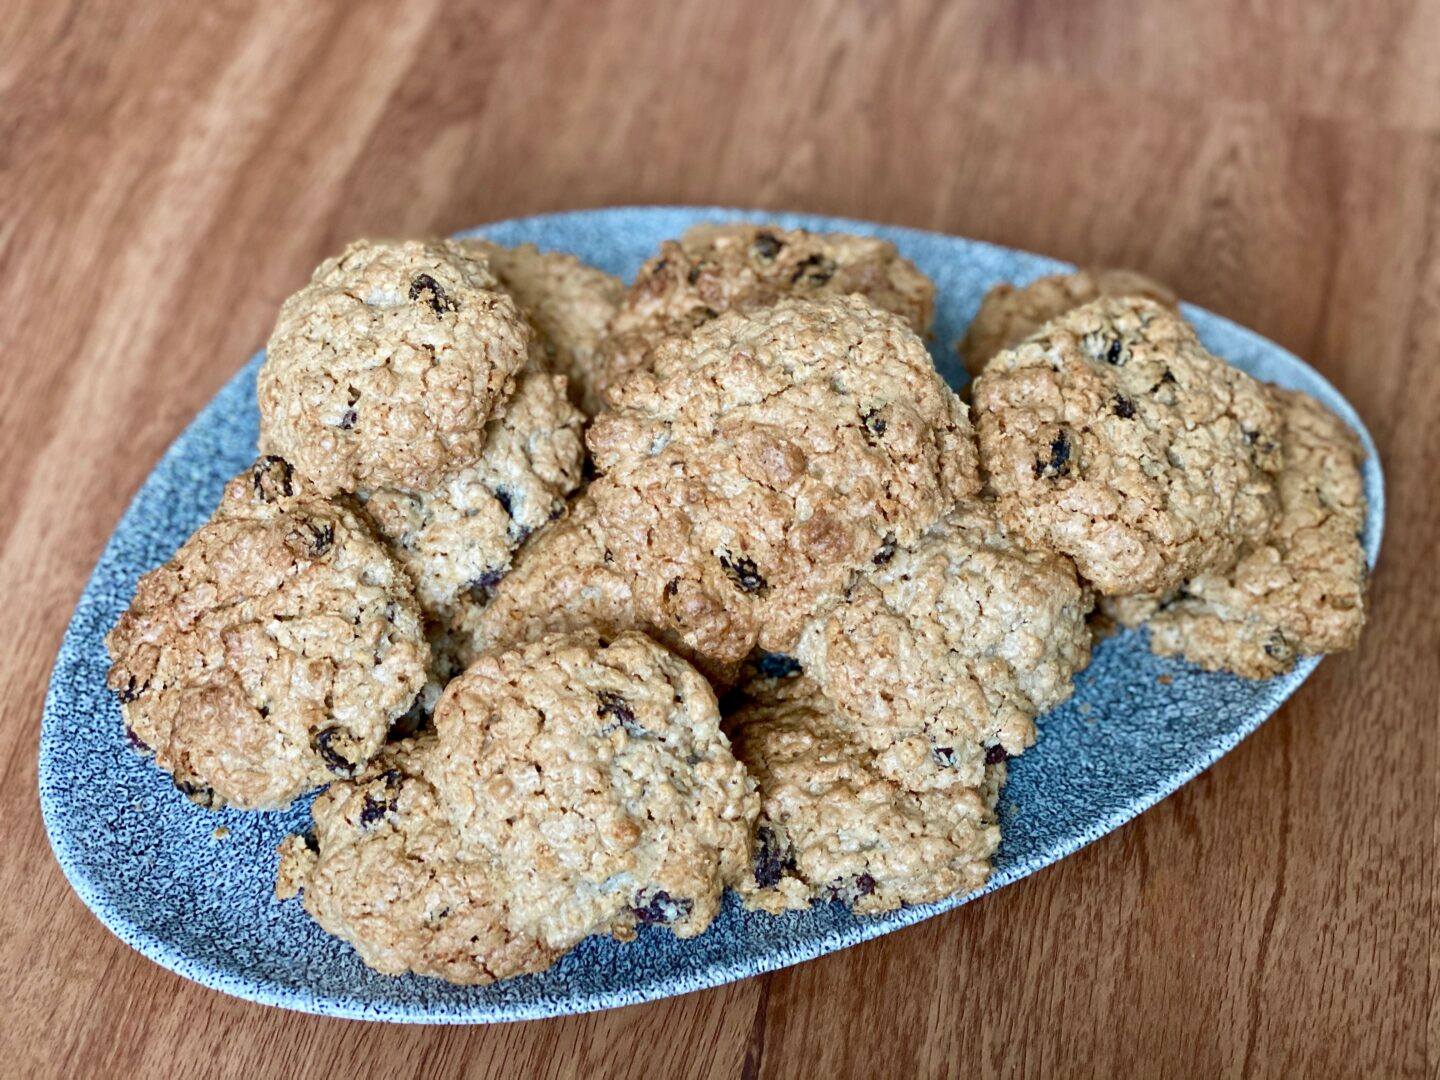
xmin=275 ymin=739 xmax=557 ymax=984
xmin=795 ymin=501 xmax=1093 ymax=763
xmin=595 ymin=222 xmax=936 ymax=405
xmin=357 ymin=370 xmax=585 ymax=620
xmin=960 ymin=268 xmax=1178 ymax=376
xmin=258 ymin=239 xmax=531 ymax=495
xmin=428 ymin=632 xmax=758 ymax=947
xmin=586 ymin=296 xmax=978 ymax=668
xmin=462 ymin=239 xmax=624 ymax=415
xmin=106 ymin=457 xmax=429 ymax=810
xmin=1143 ymin=387 xmax=1368 ymax=676
xmin=727 ymin=679 xmax=1004 ymax=915
xmin=972 ymin=296 xmax=1283 ymax=596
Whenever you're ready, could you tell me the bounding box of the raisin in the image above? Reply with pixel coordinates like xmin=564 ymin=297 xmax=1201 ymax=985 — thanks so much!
xmin=720 ymin=553 xmax=767 ymax=594
xmin=115 ymin=674 xmax=145 ymax=704
xmin=854 ymin=873 xmax=876 ymax=896
xmin=1033 ymin=430 xmax=1072 ymax=479
xmin=753 ymin=231 xmax=783 ymax=260
xmin=792 ymin=254 xmax=837 ymax=286
xmin=467 ymin=568 xmax=506 ymax=597
xmin=932 ymin=745 xmax=956 ymax=768
xmin=299 ymin=521 xmax=333 ymax=556
xmin=873 ymin=533 xmax=897 ymax=565
xmin=301 ymin=830 xmax=320 ymax=854
xmin=1112 ymin=393 xmax=1136 ymax=419
xmin=632 ymin=889 xmax=693 ymax=926
xmin=409 ymin=273 xmax=457 ymax=316
xmin=338 ymin=409 xmax=357 ymax=430
xmin=755 ymin=653 xmax=801 ymax=679
xmin=176 ymin=779 xmax=217 ymax=809
xmin=753 ymin=826 xmax=792 ymax=889
xmin=494 ymin=488 xmax=514 ymax=517
xmin=1105 ymin=339 xmax=1125 ymax=365
xmin=312 ymin=727 xmax=359 ymax=776
xmin=597 ymin=690 xmax=646 ymax=737
xmin=828 ymin=872 xmax=877 ymax=902
xmin=124 ymin=726 xmax=151 ymax=754
xmin=251 ymin=456 xmax=294 ymax=501
xmin=861 ymin=407 xmax=887 ymax=438
xmin=984 ymin=744 xmax=1010 ymax=766
xmin=359 ymin=770 xmax=404 ymax=827
xmin=664 ymin=578 xmax=679 ymax=597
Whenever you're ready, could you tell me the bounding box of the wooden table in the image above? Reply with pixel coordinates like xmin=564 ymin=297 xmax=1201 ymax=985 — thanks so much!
xmin=4 ymin=3 xmax=1436 ymax=1076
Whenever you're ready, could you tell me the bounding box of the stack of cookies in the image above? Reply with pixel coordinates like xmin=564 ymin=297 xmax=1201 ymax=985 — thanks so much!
xmin=105 ymin=225 xmax=1368 ymax=985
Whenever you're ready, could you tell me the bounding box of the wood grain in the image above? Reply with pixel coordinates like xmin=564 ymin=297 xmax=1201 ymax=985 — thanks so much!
xmin=2 ymin=2 xmax=1436 ymax=1076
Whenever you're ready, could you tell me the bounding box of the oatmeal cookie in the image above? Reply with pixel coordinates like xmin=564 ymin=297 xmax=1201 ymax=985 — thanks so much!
xmin=258 ymin=239 xmax=531 ymax=495
xmin=275 ymin=739 xmax=558 ymax=984
xmin=357 ymin=370 xmax=585 ymax=620
xmin=105 ymin=457 xmax=429 ymax=810
xmin=960 ymin=268 xmax=1178 ymax=376
xmin=462 ymin=239 xmax=624 ymax=415
xmin=429 ymin=632 xmax=758 ymax=946
xmin=972 ymin=297 xmax=1282 ymax=596
xmin=796 ymin=502 xmax=1093 ymax=763
xmin=596 ymin=222 xmax=936 ymax=404
xmin=1144 ymin=387 xmax=1368 ymax=676
xmin=728 ymin=680 xmax=1004 ymax=915
xmin=587 ymin=296 xmax=978 ymax=667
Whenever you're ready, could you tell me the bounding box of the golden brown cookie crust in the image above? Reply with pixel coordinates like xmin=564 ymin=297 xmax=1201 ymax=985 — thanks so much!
xmin=258 ymin=239 xmax=531 ymax=495
xmin=596 ymin=222 xmax=936 ymax=405
xmin=796 ymin=501 xmax=1093 ymax=762
xmin=461 ymin=239 xmax=624 ymax=416
xmin=728 ymin=680 xmax=1003 ymax=916
xmin=1144 ymin=386 xmax=1368 ymax=676
xmin=586 ymin=295 xmax=979 ymax=666
xmin=105 ymin=457 xmax=430 ymax=809
xmin=972 ymin=296 xmax=1282 ymax=596
xmin=959 ymin=268 xmax=1178 ymax=377
xmin=430 ymin=632 xmax=758 ymax=947
xmin=275 ymin=739 xmax=559 ymax=984
xmin=357 ymin=370 xmax=585 ymax=620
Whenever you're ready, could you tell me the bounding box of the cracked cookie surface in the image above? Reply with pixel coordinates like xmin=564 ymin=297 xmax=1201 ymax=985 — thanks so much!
xmin=429 ymin=632 xmax=758 ymax=948
xmin=727 ymin=678 xmax=1004 ymax=915
xmin=357 ymin=370 xmax=585 ymax=620
xmin=960 ymin=268 xmax=1178 ymax=376
xmin=1144 ymin=386 xmax=1368 ymax=676
xmin=796 ymin=501 xmax=1093 ymax=764
xmin=596 ymin=222 xmax=936 ymax=405
xmin=462 ymin=239 xmax=624 ymax=416
xmin=586 ymin=295 xmax=979 ymax=667
xmin=972 ymin=297 xmax=1282 ymax=596
xmin=275 ymin=739 xmax=558 ymax=984
xmin=105 ymin=457 xmax=429 ymax=809
xmin=258 ymin=239 xmax=531 ymax=495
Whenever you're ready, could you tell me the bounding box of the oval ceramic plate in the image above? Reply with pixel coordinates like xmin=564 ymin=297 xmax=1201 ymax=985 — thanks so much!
xmin=40 ymin=207 xmax=1385 ymax=1022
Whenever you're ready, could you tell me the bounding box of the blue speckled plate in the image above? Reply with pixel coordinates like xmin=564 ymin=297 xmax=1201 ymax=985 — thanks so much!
xmin=39 ymin=207 xmax=1385 ymax=1023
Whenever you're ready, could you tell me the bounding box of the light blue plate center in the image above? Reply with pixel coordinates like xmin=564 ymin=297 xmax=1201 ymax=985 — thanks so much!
xmin=39 ymin=207 xmax=1384 ymax=1022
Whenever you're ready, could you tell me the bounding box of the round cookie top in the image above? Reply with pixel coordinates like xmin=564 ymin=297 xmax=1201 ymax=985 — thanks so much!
xmin=462 ymin=239 xmax=624 ymax=416
xmin=430 ymin=632 xmax=758 ymax=947
xmin=275 ymin=739 xmax=559 ymax=985
xmin=587 ymin=295 xmax=979 ymax=662
xmin=596 ymin=222 xmax=936 ymax=405
xmin=727 ymin=680 xmax=1004 ymax=916
xmin=461 ymin=496 xmax=743 ymax=689
xmin=357 ymin=370 xmax=586 ymax=620
xmin=105 ymin=457 xmax=429 ymax=809
xmin=1146 ymin=386 xmax=1368 ymax=677
xmin=959 ymin=268 xmax=1178 ymax=376
xmin=972 ymin=296 xmax=1283 ymax=596
xmin=258 ymin=239 xmax=531 ymax=495
xmin=796 ymin=501 xmax=1093 ymax=763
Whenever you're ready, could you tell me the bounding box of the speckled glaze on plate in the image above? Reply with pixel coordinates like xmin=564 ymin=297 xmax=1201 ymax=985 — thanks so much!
xmin=39 ymin=207 xmax=1385 ymax=1023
